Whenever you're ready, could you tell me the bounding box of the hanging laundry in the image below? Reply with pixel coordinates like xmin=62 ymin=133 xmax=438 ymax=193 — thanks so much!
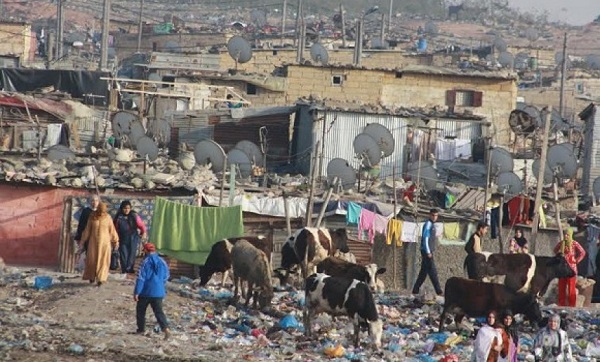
xmin=444 ymin=222 xmax=461 ymax=240
xmin=586 ymin=225 xmax=600 ymax=277
xmin=372 ymin=214 xmax=389 ymax=245
xmin=358 ymin=208 xmax=376 ymax=243
xmin=489 ymin=207 xmax=500 ymax=239
xmin=454 ymin=139 xmax=471 ymax=159
xmin=386 ymin=219 xmax=403 ymax=246
xmin=434 ymin=222 xmax=444 ymax=240
xmin=401 ymin=221 xmax=418 ymax=243
xmin=346 ymin=201 xmax=362 ymax=226
xmin=150 ymin=197 xmax=244 ymax=265
xmin=435 ymin=138 xmax=455 ymax=161
xmin=506 ymin=196 xmax=532 ymax=226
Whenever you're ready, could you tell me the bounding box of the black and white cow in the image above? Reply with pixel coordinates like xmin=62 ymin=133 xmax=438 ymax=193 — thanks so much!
xmin=304 ymin=273 xmax=383 ymax=349
xmin=316 ymin=257 xmax=386 ymax=293
xmin=197 ymin=236 xmax=270 ymax=287
xmin=278 ymin=227 xmax=349 ymax=281
xmin=464 ymin=252 xmax=575 ymax=296
xmin=439 ymin=277 xmax=543 ymax=331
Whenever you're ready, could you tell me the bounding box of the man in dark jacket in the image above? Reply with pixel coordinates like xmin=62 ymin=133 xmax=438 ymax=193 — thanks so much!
xmin=412 ymin=208 xmax=443 ymax=296
xmin=133 ymin=243 xmax=170 ymax=339
xmin=74 ymin=194 xmax=100 ymax=252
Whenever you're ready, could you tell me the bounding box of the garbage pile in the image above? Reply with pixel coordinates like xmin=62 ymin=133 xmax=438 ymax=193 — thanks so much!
xmin=1 ymin=265 xmax=600 ymax=361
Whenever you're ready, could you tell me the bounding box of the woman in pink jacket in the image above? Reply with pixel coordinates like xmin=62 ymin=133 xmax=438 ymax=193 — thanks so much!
xmin=553 ymin=228 xmax=586 ymax=307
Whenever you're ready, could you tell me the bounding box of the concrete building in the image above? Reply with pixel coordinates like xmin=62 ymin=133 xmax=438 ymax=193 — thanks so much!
xmin=0 ymin=21 xmax=35 ymax=62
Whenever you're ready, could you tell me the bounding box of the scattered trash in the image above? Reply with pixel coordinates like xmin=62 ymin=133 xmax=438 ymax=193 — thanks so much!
xmin=33 ymin=276 xmax=53 ymax=290
xmin=279 ymin=314 xmax=300 ymax=330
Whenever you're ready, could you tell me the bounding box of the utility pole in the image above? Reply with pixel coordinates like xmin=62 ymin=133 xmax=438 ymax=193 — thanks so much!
xmin=100 ymin=0 xmax=111 ymax=70
xmin=531 ymin=107 xmax=553 ymax=252
xmin=340 ymin=4 xmax=346 ymax=48
xmin=137 ymin=0 xmax=144 ymax=52
xmin=56 ymin=0 xmax=64 ymax=59
xmin=294 ymin=0 xmax=301 ymax=47
xmin=559 ymin=32 xmax=568 ymax=118
xmin=380 ymin=13 xmax=385 ymax=43
xmin=281 ymin=0 xmax=287 ymax=46
xmin=388 ymin=0 xmax=393 ymax=34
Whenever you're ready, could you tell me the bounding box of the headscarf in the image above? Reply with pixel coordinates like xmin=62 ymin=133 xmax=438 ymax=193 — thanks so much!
xmin=514 ymin=228 xmax=527 ymax=248
xmin=91 ymin=202 xmax=107 ymax=220
xmin=503 ymin=310 xmax=519 ymax=343
xmin=144 ymin=243 xmax=156 ymax=253
xmin=559 ymin=228 xmax=574 ymax=254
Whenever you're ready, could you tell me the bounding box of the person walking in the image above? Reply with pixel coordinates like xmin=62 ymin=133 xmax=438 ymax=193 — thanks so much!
xmin=553 ymin=228 xmax=585 ymax=307
xmin=114 ymin=200 xmax=147 ymax=274
xmin=74 ymin=194 xmax=100 ymax=252
xmin=472 ymin=310 xmax=505 ymax=362
xmin=412 ymin=208 xmax=443 ymax=296
xmin=79 ymin=202 xmax=119 ymax=286
xmin=533 ymin=313 xmax=573 ymax=361
xmin=508 ymin=228 xmax=529 ymax=254
xmin=134 ymin=242 xmax=170 ymax=340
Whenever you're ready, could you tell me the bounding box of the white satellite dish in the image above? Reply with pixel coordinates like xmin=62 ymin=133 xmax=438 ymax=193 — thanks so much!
xmin=194 ymin=140 xmax=226 ymax=172
xmin=532 ymin=158 xmax=554 ymax=184
xmin=136 ymin=136 xmax=159 ymax=161
xmin=326 ymin=158 xmax=356 ymax=190
xmin=489 ymin=148 xmax=514 ymax=175
xmin=310 ymin=43 xmax=329 ymax=64
xmin=547 ymin=143 xmax=577 ymax=179
xmin=353 ymin=133 xmax=382 ymax=167
xmin=234 ymin=140 xmax=263 ymax=167
xmin=47 ymin=144 xmax=75 ymax=161
xmin=363 ymin=123 xmax=395 ymax=157
xmin=496 ymin=171 xmax=523 ymax=198
xmin=227 ymin=148 xmax=252 ymax=177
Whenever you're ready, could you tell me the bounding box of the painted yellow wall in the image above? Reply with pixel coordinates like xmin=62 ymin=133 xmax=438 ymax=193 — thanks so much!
xmin=0 ymin=23 xmax=31 ymax=61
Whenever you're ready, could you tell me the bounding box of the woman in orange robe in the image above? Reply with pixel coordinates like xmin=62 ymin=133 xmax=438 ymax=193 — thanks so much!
xmin=80 ymin=202 xmax=119 ymax=286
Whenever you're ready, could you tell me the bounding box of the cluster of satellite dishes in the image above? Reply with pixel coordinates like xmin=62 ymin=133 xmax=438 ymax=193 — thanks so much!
xmin=487 ymin=29 xmax=539 ymax=70
xmin=326 ymin=123 xmax=394 ymax=190
xmin=194 ymin=139 xmax=264 ymax=178
xmin=508 ymin=104 xmax=571 ymax=136
xmin=488 ymin=143 xmax=578 ymax=199
xmin=110 ymin=111 xmax=171 ymax=162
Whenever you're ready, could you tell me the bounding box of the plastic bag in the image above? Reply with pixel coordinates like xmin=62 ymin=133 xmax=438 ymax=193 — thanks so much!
xmin=110 ymin=250 xmax=119 ymax=271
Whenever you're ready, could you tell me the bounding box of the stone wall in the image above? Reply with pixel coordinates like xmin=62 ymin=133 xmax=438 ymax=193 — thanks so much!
xmin=0 ymin=22 xmax=32 ymax=61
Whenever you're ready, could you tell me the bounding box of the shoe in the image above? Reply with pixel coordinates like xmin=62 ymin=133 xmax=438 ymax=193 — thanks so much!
xmin=163 ymin=328 xmax=171 ymax=340
xmin=97 ymin=281 xmax=103 ymax=287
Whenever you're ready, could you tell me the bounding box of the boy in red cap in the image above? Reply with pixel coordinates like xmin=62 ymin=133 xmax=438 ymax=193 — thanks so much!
xmin=133 ymin=242 xmax=171 ymax=339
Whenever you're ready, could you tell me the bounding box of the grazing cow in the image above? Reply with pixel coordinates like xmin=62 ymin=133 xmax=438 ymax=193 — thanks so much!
xmin=197 ymin=236 xmax=269 ymax=287
xmin=304 ymin=273 xmax=383 ymax=348
xmin=230 ymin=239 xmax=274 ymax=309
xmin=464 ymin=253 xmax=575 ymax=296
xmin=439 ymin=277 xmax=542 ymax=331
xmin=316 ymin=257 xmax=386 ymax=292
xmin=279 ymin=227 xmax=350 ymax=281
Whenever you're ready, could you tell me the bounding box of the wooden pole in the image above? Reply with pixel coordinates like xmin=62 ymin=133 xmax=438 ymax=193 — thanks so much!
xmin=316 ymin=177 xmax=337 ymax=227
xmin=305 ymin=141 xmax=320 ymax=226
xmin=219 ymin=156 xmax=227 ymax=207
xmin=139 ymin=82 xmax=145 ymax=124
xmin=531 ymin=106 xmax=553 ymax=252
xmin=559 ymin=33 xmax=568 ymax=118
xmin=392 ymin=162 xmax=398 ymax=290
xmin=340 ymin=4 xmax=346 ymax=48
xmin=483 ymin=139 xmax=493 ymax=219
xmin=137 ymin=0 xmax=144 ymax=52
xmin=281 ymin=0 xmax=287 ymax=46
xmin=553 ymin=178 xmax=563 ymax=239
xmin=283 ymin=192 xmax=292 ymax=236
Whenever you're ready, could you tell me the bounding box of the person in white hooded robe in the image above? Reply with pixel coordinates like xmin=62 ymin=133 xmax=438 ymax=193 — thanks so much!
xmin=472 ymin=310 xmax=504 ymax=362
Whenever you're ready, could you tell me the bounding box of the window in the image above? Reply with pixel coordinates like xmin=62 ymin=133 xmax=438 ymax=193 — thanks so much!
xmin=576 ymin=82 xmax=584 ymax=94
xmin=446 ymin=89 xmax=483 ymax=107
xmin=332 ymin=75 xmax=343 ymax=86
xmin=246 ymin=83 xmax=257 ymax=95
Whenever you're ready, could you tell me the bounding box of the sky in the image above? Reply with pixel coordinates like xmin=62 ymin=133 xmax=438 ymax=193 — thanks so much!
xmin=506 ymin=0 xmax=600 ymax=25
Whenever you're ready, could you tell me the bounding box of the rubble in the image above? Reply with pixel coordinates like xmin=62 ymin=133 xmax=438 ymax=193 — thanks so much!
xmin=1 ymin=266 xmax=600 ymax=361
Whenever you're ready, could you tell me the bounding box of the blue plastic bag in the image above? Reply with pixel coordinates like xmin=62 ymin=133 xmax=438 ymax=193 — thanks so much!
xmin=279 ymin=314 xmax=300 ymax=330
xmin=34 ymin=276 xmax=53 ymax=290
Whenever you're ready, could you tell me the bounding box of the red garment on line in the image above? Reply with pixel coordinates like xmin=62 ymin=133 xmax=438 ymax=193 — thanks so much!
xmin=506 ymin=196 xmax=531 ymax=225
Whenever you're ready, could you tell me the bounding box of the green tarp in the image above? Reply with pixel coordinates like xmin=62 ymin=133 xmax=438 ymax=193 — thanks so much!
xmin=149 ymin=197 xmax=244 ymax=265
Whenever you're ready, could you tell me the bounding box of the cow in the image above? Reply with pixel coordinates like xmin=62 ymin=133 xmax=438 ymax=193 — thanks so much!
xmin=231 ymin=239 xmax=274 ymax=309
xmin=464 ymin=252 xmax=575 ymax=296
xmin=334 ymin=250 xmax=357 ymax=264
xmin=439 ymin=277 xmax=542 ymax=331
xmin=316 ymin=257 xmax=386 ymax=293
xmin=278 ymin=227 xmax=350 ymax=282
xmin=304 ymin=273 xmax=383 ymax=349
xmin=197 ymin=236 xmax=270 ymax=288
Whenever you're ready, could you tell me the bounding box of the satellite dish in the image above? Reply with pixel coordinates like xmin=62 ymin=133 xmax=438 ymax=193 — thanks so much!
xmin=508 ymin=109 xmax=537 ymax=135
xmin=227 ymin=36 xmax=253 ymax=65
xmin=136 ymin=136 xmax=159 ymax=161
xmin=47 ymin=144 xmax=75 ymax=161
xmin=407 ymin=161 xmax=439 ymax=191
xmin=489 ymin=148 xmax=514 ymax=175
xmin=234 ymin=140 xmax=263 ymax=166
xmin=194 ymin=140 xmax=226 ymax=172
xmin=371 ymin=37 xmax=389 ymax=49
xmin=310 ymin=43 xmax=329 ymax=64
xmin=353 ymin=133 xmax=382 ymax=167
xmin=326 ymin=158 xmax=357 ymax=190
xmin=498 ymin=52 xmax=514 ymax=68
xmin=493 ymin=37 xmax=507 ymax=52
xmin=496 ymin=171 xmax=523 ymax=198
xmin=532 ymin=158 xmax=554 ymax=184
xmin=164 ymin=41 xmax=182 ymax=53
xmin=111 ymin=111 xmax=137 ymax=141
xmin=525 ymin=28 xmax=539 ymax=42
xmin=523 ymin=105 xmax=542 ymax=127
xmin=547 ymin=143 xmax=577 ymax=179
xmin=593 ymin=177 xmax=600 ymax=200
xmin=227 ymin=148 xmax=252 ymax=177
xmin=129 ymin=120 xmax=146 ymax=145
xmin=424 ymin=21 xmax=438 ymax=35
xmin=147 ymin=119 xmax=171 ymax=146
xmin=363 ymin=123 xmax=394 ymax=157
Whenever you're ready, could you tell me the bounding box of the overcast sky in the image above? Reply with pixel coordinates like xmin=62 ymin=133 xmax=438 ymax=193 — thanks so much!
xmin=506 ymin=0 xmax=600 ymax=25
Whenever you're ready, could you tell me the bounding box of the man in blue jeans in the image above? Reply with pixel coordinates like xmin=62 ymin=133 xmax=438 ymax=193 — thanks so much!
xmin=134 ymin=242 xmax=171 ymax=339
xmin=412 ymin=208 xmax=443 ymax=296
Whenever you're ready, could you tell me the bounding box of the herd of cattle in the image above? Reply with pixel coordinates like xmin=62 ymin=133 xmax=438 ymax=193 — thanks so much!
xmin=195 ymin=227 xmax=577 ymax=348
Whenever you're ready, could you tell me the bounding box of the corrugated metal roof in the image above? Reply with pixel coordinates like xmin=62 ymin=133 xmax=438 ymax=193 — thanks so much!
xmin=451 ymin=188 xmax=486 ymax=213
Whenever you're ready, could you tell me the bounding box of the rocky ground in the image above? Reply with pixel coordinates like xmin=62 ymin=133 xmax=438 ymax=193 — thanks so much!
xmin=2 ymin=265 xmax=600 ymax=362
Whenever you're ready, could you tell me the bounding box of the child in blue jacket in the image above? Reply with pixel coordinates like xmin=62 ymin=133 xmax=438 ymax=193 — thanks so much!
xmin=133 ymin=242 xmax=170 ymax=339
